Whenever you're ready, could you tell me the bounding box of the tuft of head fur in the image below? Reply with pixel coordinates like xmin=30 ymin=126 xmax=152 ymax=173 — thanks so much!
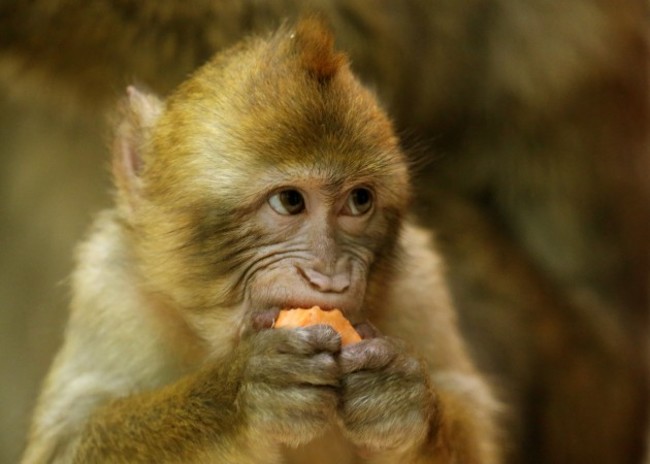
xmin=292 ymin=15 xmax=346 ymax=81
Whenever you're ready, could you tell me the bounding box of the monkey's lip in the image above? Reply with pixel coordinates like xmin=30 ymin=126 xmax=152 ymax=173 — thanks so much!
xmin=261 ymin=289 xmax=361 ymax=319
xmin=281 ymin=303 xmax=342 ymax=312
xmin=273 ymin=301 xmax=363 ymax=327
xmin=269 ymin=298 xmax=356 ymax=316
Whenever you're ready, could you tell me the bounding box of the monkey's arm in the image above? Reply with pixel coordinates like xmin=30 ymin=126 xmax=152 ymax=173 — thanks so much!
xmin=69 ymin=358 xmax=250 ymax=463
xmin=341 ymin=222 xmax=501 ymax=463
xmin=25 ymin=327 xmax=342 ymax=464
xmin=22 ymin=214 xmax=342 ymax=464
xmin=70 ymin=323 xmax=340 ymax=464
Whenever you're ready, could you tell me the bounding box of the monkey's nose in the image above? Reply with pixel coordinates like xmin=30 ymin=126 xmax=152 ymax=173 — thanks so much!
xmin=296 ymin=265 xmax=350 ymax=293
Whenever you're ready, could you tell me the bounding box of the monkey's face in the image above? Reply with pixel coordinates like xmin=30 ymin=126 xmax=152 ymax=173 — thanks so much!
xmin=132 ymin=106 xmax=409 ymax=347
xmin=125 ymin=32 xmax=410 ymax=350
xmin=242 ymin=177 xmax=391 ymax=317
xmin=134 ymin=141 xmax=408 ymax=332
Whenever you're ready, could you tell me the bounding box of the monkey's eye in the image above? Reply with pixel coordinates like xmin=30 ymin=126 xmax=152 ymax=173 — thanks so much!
xmin=342 ymin=187 xmax=374 ymax=216
xmin=268 ymin=189 xmax=306 ymax=215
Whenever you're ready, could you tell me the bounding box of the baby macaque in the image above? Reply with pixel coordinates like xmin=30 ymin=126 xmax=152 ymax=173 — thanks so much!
xmin=22 ymin=18 xmax=500 ymax=463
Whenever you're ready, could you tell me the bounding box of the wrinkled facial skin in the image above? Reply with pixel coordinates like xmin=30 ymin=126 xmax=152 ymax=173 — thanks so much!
xmin=137 ymin=157 xmax=406 ymax=327
xmin=244 ymin=180 xmax=385 ymax=317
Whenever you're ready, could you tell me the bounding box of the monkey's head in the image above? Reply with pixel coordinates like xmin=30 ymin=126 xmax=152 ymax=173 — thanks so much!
xmin=112 ymin=18 xmax=410 ymax=349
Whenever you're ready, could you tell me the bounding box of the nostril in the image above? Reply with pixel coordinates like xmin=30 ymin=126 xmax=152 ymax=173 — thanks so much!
xmin=331 ymin=274 xmax=350 ymax=293
xmin=296 ymin=265 xmax=349 ymax=293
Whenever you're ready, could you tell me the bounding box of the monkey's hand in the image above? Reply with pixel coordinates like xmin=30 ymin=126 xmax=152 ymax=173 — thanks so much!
xmin=237 ymin=320 xmax=342 ymax=447
xmin=338 ymin=337 xmax=436 ymax=454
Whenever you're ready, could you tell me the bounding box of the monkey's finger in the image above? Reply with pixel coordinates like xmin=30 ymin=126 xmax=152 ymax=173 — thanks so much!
xmin=251 ymin=309 xmax=281 ymax=331
xmin=247 ymin=382 xmax=339 ymax=422
xmin=274 ymin=324 xmax=342 ymax=355
xmin=239 ymin=309 xmax=281 ymax=340
xmin=247 ymin=352 xmax=340 ymax=387
xmin=353 ymin=321 xmax=380 ymax=340
xmin=339 ymin=338 xmax=397 ymax=373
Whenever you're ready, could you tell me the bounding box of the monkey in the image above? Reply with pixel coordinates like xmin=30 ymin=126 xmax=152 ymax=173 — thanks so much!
xmin=21 ymin=19 xmax=500 ymax=464
xmin=1 ymin=1 xmax=647 ymax=463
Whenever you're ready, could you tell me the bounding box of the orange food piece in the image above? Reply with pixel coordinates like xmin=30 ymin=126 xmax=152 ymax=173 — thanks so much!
xmin=274 ymin=306 xmax=362 ymax=346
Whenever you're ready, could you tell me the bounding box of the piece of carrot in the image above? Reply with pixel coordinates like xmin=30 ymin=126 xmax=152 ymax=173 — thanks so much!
xmin=274 ymin=306 xmax=362 ymax=346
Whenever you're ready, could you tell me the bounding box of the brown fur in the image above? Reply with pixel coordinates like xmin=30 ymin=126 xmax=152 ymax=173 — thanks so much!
xmin=0 ymin=2 xmax=647 ymax=463
xmin=293 ymin=15 xmax=346 ymax=81
xmin=21 ymin=22 xmax=500 ymax=463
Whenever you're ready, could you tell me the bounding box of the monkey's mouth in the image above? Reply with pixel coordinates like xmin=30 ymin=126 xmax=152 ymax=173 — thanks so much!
xmin=264 ymin=293 xmax=359 ymax=317
xmin=246 ymin=289 xmax=360 ymax=323
xmin=251 ymin=273 xmax=365 ymax=320
xmin=281 ymin=302 xmax=342 ymax=312
xmin=267 ymin=295 xmax=362 ymax=321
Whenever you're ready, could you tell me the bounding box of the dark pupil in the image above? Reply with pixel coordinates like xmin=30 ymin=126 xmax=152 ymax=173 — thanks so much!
xmin=353 ymin=188 xmax=371 ymax=206
xmin=280 ymin=190 xmax=304 ymax=213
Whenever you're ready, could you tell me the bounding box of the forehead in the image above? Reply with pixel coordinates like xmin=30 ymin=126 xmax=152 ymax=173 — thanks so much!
xmin=182 ymin=98 xmax=392 ymax=157
xmin=179 ymin=135 xmax=407 ymax=208
xmin=151 ymin=38 xmax=408 ymax=201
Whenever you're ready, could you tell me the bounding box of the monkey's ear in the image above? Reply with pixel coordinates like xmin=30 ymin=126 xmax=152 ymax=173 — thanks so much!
xmin=112 ymin=86 xmax=163 ymax=216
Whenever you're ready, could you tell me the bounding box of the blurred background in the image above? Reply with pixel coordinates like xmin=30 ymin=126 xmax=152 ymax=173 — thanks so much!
xmin=0 ymin=1 xmax=648 ymax=463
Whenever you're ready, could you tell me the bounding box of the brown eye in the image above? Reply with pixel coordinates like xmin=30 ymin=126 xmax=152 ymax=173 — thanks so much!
xmin=268 ymin=189 xmax=305 ymax=215
xmin=343 ymin=188 xmax=373 ymax=216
